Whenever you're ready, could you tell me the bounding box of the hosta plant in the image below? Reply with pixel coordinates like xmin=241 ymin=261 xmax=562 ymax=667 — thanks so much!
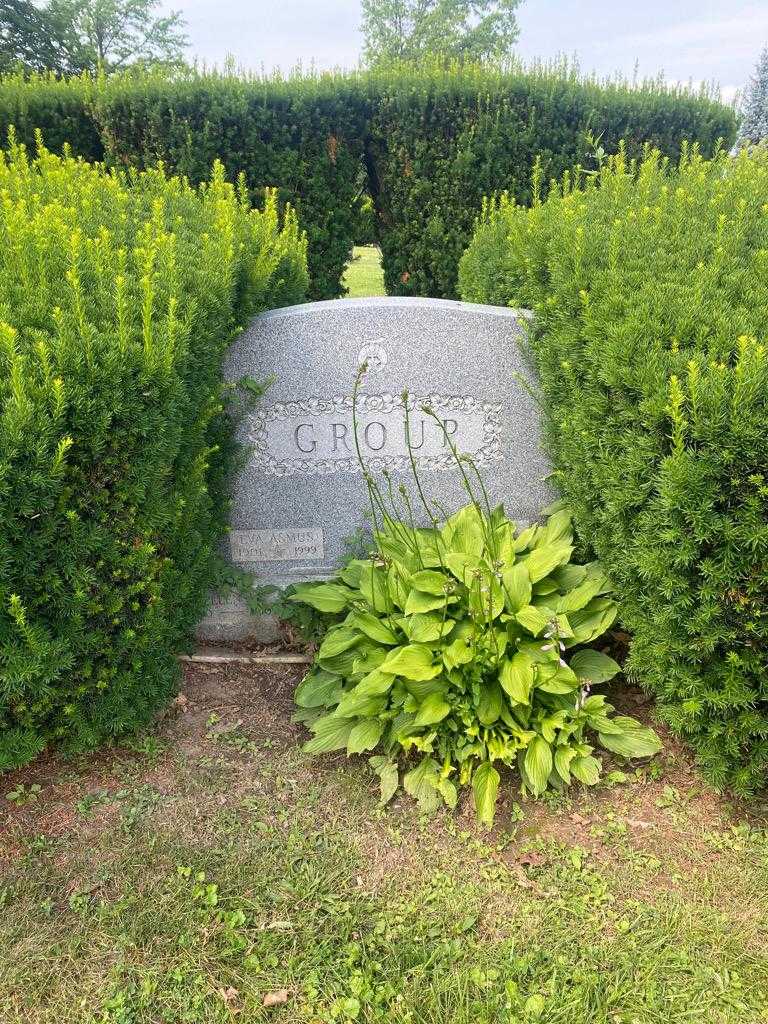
xmin=292 ymin=452 xmax=661 ymax=825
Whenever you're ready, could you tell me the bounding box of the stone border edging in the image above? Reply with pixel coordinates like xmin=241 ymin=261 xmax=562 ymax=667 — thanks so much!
xmin=180 ymin=649 xmax=313 ymax=665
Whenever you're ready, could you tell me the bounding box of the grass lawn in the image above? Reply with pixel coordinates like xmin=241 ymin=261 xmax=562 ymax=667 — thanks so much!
xmin=342 ymin=246 xmax=386 ymax=298
xmin=1 ymin=663 xmax=768 ymax=1023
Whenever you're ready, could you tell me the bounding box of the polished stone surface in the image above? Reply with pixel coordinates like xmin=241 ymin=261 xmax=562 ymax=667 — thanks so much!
xmin=196 ymin=297 xmax=554 ymax=643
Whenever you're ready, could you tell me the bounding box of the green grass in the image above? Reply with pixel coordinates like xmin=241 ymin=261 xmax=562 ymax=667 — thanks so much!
xmin=1 ymin=667 xmax=767 ymax=1023
xmin=342 ymin=245 xmax=386 ymax=298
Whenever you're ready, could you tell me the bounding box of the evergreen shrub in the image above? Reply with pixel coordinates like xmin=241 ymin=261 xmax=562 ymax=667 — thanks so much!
xmin=460 ymin=145 xmax=768 ymax=793
xmin=93 ymin=70 xmax=368 ymax=300
xmin=367 ymin=63 xmax=737 ymax=298
xmin=0 ymin=72 xmax=102 ymax=160
xmin=0 ymin=65 xmax=737 ymax=300
xmin=0 ymin=137 xmax=307 ymax=770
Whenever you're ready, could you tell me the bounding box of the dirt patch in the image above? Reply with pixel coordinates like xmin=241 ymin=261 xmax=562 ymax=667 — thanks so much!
xmin=1 ymin=661 xmax=765 ymax=902
xmin=164 ymin=660 xmax=305 ymax=749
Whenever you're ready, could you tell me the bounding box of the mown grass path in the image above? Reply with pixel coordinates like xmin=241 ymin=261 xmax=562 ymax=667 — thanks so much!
xmin=342 ymin=246 xmax=386 ymax=298
xmin=1 ymin=663 xmax=767 ymax=1023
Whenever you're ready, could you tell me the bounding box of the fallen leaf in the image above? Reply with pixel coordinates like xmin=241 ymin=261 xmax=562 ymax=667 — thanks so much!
xmin=510 ymin=865 xmax=535 ymax=889
xmin=262 ymin=989 xmax=290 ymax=1008
xmin=219 ymin=986 xmax=239 ymax=1005
xmin=517 ymin=850 xmax=546 ymax=868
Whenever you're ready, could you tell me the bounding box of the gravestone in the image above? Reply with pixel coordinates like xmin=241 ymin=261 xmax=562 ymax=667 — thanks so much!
xmin=197 ymin=297 xmax=554 ymax=643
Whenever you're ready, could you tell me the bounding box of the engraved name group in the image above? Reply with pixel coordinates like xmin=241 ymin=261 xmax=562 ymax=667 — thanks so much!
xmin=230 ymin=527 xmax=324 ymax=563
xmin=291 ymin=414 xmax=457 ymax=454
xmin=247 ymin=394 xmax=503 ymax=476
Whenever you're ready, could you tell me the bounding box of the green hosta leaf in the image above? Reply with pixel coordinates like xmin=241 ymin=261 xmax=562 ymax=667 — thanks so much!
xmin=477 ymin=680 xmax=504 ymax=725
xmin=538 ymin=710 xmax=568 ymax=742
xmin=414 ymin=529 xmax=444 ymax=567
xmin=351 ymin=612 xmax=399 ymax=645
xmin=292 ymin=704 xmax=324 ymax=726
xmin=537 ymin=664 xmax=579 ymax=694
xmin=502 ymin=562 xmax=531 ymax=612
xmin=409 ymin=569 xmax=449 ymax=595
xmin=400 ymin=613 xmax=455 ymax=643
xmin=581 ymin=694 xmax=610 ymax=714
xmin=295 ymin=669 xmax=340 ymax=709
xmin=387 ymin=564 xmax=411 ymax=609
xmin=403 ymin=756 xmax=441 ymax=812
xmin=443 ymin=504 xmax=485 ymax=556
xmin=539 ymin=508 xmax=572 ymax=546
xmin=318 ymin=626 xmax=361 ymax=661
xmin=598 ymin=717 xmax=662 ymax=758
xmin=381 ymin=644 xmax=441 ymax=680
xmin=532 ymin=579 xmax=558 ymax=596
xmin=404 ymin=677 xmax=446 ymax=701
xmin=355 ymin=668 xmax=396 ymax=696
xmin=444 ymin=550 xmax=481 ymax=583
xmin=375 ymin=527 xmax=415 ymax=566
xmin=347 ymin=719 xmax=385 ymax=755
xmin=569 ymin=649 xmax=621 ymax=684
xmin=568 ymin=598 xmax=618 ymax=645
xmin=522 ymin=543 xmax=573 ymax=583
xmin=518 ymin=640 xmax=561 ymax=665
xmin=542 ymin=497 xmax=568 ymax=516
xmin=404 ymin=590 xmax=452 ymax=614
xmin=550 ymin=564 xmax=587 ymax=590
xmin=555 ymin=573 xmax=606 ymax=614
xmin=352 ymin=644 xmax=388 ymax=675
xmin=499 ymin=652 xmax=533 ymax=704
xmin=359 ymin=562 xmax=395 ymax=613
xmin=494 ymin=521 xmax=516 ymax=567
xmin=554 ymin=613 xmax=574 ymax=638
xmin=570 ymin=754 xmax=601 ymax=785
xmin=413 ymin=691 xmax=451 ymax=727
xmin=585 ymin=562 xmax=612 ymax=594
xmin=513 ymin=523 xmax=540 ymax=551
xmin=389 ymin=711 xmax=415 ymax=743
xmin=338 ymin=559 xmax=366 ymax=588
xmin=369 ymin=756 xmax=399 ymax=805
xmin=468 ymin=573 xmax=504 ymax=620
xmin=304 ymin=715 xmax=354 ymax=754
xmin=516 ymin=604 xmax=552 ymax=637
xmin=289 ymin=581 xmax=352 ymax=613
xmin=334 ymin=689 xmax=387 ymax=719
xmin=443 ymin=634 xmax=474 ymax=671
xmin=320 ymin=639 xmax=379 ymax=676
xmin=492 ymin=626 xmax=509 ymax=657
xmin=553 ymin=745 xmax=576 ymax=783
xmin=588 ymin=713 xmax=624 ymax=734
xmin=524 ymin=736 xmax=553 ymax=795
xmin=472 ymin=762 xmax=500 ymax=828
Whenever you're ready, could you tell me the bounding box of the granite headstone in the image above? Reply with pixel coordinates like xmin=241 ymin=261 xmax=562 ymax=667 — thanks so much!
xmin=197 ymin=297 xmax=554 ymax=643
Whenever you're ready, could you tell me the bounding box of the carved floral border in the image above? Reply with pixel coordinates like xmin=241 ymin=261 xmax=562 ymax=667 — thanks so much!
xmin=245 ymin=392 xmax=503 ymax=477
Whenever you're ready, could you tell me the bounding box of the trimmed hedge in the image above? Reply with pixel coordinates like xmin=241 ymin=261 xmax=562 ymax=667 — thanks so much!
xmin=0 ymin=66 xmax=738 ymax=300
xmin=93 ymin=72 xmax=368 ymax=301
xmin=0 ymin=71 xmax=102 ymax=160
xmin=460 ymin=146 xmax=768 ymax=794
xmin=368 ymin=65 xmax=737 ymax=299
xmin=0 ymin=141 xmax=307 ymax=770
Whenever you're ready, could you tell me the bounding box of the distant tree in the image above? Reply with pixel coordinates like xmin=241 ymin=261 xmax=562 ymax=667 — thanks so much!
xmin=0 ymin=0 xmax=187 ymax=75
xmin=361 ymin=0 xmax=521 ymax=68
xmin=739 ymin=45 xmax=768 ymax=145
xmin=0 ymin=0 xmax=69 ymax=72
